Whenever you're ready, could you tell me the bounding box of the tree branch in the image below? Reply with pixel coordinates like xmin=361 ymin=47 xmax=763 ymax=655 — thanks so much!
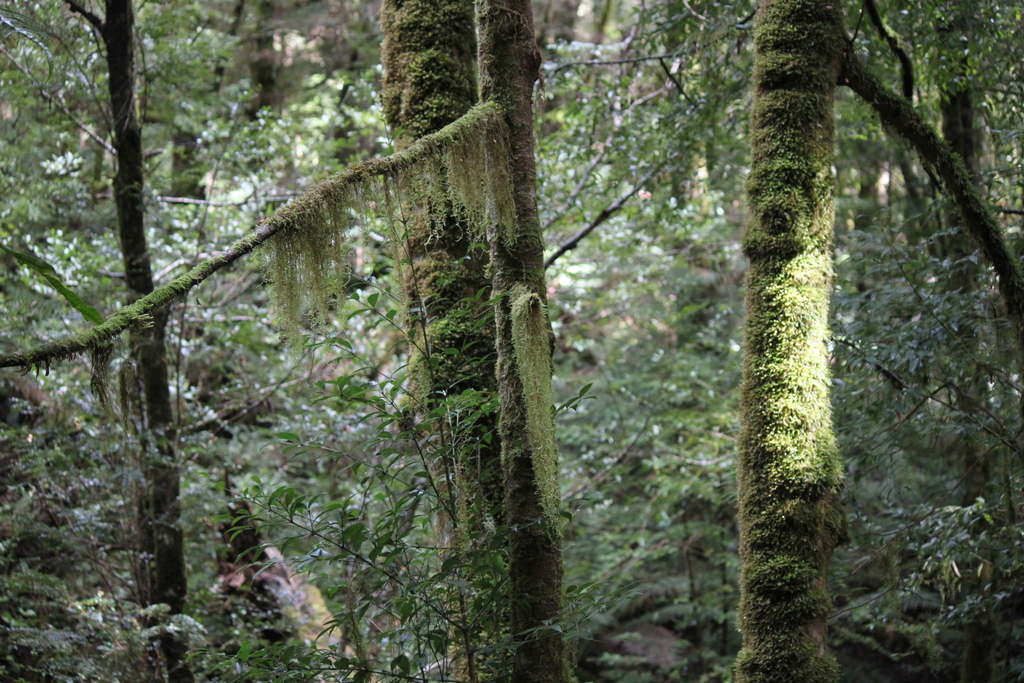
xmin=65 ymin=0 xmax=104 ymax=32
xmin=550 ymin=48 xmax=688 ymax=74
xmin=863 ymin=0 xmax=914 ymax=100
xmin=544 ymin=161 xmax=668 ymax=269
xmin=0 ymin=46 xmax=116 ymax=155
xmin=840 ymin=50 xmax=1024 ymax=383
xmin=0 ymin=102 xmax=502 ymax=370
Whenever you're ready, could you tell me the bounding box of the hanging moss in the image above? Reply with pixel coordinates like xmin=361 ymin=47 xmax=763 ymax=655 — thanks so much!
xmin=510 ymin=284 xmax=559 ymax=526
xmin=117 ymin=359 xmax=138 ymax=429
xmin=88 ymin=343 xmax=114 ymax=411
xmin=0 ymin=102 xmax=512 ymax=372
xmin=261 ymin=103 xmax=514 ymax=347
xmin=735 ymin=2 xmax=846 ymax=682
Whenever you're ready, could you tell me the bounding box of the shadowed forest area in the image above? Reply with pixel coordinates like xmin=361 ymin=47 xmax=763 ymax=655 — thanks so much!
xmin=1 ymin=1 xmax=1023 ymax=682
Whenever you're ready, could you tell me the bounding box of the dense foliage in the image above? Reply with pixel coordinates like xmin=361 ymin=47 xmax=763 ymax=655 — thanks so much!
xmin=2 ymin=1 xmax=1023 ymax=682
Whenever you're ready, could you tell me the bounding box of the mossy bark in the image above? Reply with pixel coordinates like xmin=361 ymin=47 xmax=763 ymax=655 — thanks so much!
xmin=735 ymin=2 xmax=846 ymax=682
xmin=380 ymin=1 xmax=505 ymax=678
xmin=99 ymin=2 xmax=192 ymax=680
xmin=477 ymin=1 xmax=567 ymax=682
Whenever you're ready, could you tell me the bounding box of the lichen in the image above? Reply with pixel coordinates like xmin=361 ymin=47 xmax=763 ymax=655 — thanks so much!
xmin=0 ymin=102 xmax=511 ymax=373
xmin=509 ymin=283 xmax=559 ymax=526
xmin=260 ymin=103 xmax=515 ymax=349
xmin=89 ymin=343 xmax=114 ymax=411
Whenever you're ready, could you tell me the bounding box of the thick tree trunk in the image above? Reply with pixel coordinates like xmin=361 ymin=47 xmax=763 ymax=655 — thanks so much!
xmin=477 ymin=2 xmax=567 ymax=682
xmin=734 ymin=2 xmax=846 ymax=682
xmin=380 ymin=1 xmax=505 ymax=678
xmin=96 ymin=2 xmax=193 ymax=681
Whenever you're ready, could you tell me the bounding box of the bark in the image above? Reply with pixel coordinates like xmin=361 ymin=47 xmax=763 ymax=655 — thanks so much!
xmin=88 ymin=1 xmax=193 ymax=680
xmin=477 ymin=1 xmax=567 ymax=682
xmin=735 ymin=2 xmax=846 ymax=682
xmin=937 ymin=53 xmax=990 ymax=509
xmin=380 ymin=1 xmax=504 ymax=678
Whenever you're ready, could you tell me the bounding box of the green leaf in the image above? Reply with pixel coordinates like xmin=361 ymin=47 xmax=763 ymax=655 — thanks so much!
xmin=1 ymin=243 xmax=103 ymax=323
xmin=0 ymin=9 xmax=53 ymax=77
xmin=391 ymin=654 xmax=410 ymax=675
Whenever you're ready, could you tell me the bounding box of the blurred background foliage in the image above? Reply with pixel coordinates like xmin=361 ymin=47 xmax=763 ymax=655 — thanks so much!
xmin=1 ymin=0 xmax=1023 ymax=681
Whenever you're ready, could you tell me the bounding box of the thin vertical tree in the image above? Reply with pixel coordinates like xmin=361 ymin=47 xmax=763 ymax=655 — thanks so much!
xmin=66 ymin=2 xmax=193 ymax=681
xmin=735 ymin=1 xmax=847 ymax=682
xmin=477 ymin=1 xmax=567 ymax=682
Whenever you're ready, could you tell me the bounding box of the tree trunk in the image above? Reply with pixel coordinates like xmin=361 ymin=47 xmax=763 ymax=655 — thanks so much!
xmin=380 ymin=0 xmax=505 ymax=678
xmin=477 ymin=1 xmax=567 ymax=682
xmin=936 ymin=24 xmax=996 ymax=683
xmin=735 ymin=2 xmax=846 ymax=682
xmin=96 ymin=1 xmax=193 ymax=680
xmin=248 ymin=0 xmax=282 ymax=118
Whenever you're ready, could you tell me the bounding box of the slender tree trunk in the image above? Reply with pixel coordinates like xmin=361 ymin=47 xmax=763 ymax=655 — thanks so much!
xmin=735 ymin=2 xmax=846 ymax=682
xmin=380 ymin=1 xmax=505 ymax=678
xmin=96 ymin=2 xmax=193 ymax=680
xmin=248 ymin=0 xmax=281 ymax=118
xmin=936 ymin=25 xmax=996 ymax=683
xmin=477 ymin=1 xmax=567 ymax=682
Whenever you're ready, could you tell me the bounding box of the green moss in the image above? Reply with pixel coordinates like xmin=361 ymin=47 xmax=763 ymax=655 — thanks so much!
xmin=89 ymin=343 xmax=114 ymax=411
xmin=381 ymin=0 xmax=478 ymax=145
xmin=736 ymin=2 xmax=846 ymax=682
xmin=262 ymin=103 xmax=514 ymax=348
xmin=510 ymin=283 xmax=559 ymax=526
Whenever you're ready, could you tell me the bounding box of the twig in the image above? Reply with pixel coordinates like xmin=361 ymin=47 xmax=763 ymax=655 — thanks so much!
xmin=550 ymin=48 xmax=688 ymax=74
xmin=0 ymin=46 xmax=116 ymax=155
xmin=541 ymin=86 xmax=668 ymax=232
xmin=156 ymin=196 xmax=243 ymax=206
xmin=545 ymin=161 xmax=669 ymax=268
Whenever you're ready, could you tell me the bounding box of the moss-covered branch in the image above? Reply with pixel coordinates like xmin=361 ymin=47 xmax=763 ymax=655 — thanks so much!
xmin=863 ymin=0 xmax=913 ymax=100
xmin=840 ymin=52 xmax=1024 ymax=370
xmin=0 ymin=101 xmax=504 ymax=371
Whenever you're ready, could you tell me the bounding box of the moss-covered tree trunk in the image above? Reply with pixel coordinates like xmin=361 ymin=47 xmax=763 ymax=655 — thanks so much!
xmin=477 ymin=1 xmax=567 ymax=682
xmin=73 ymin=1 xmax=193 ymax=680
xmin=380 ymin=1 xmax=505 ymax=678
xmin=735 ymin=2 xmax=846 ymax=682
